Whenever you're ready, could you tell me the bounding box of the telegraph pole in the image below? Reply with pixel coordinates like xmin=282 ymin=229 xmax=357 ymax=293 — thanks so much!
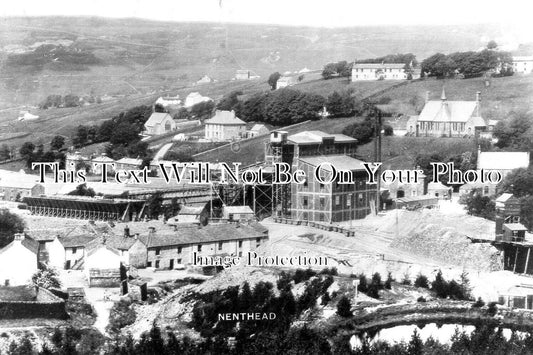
xmin=374 ymin=110 xmax=382 ymax=213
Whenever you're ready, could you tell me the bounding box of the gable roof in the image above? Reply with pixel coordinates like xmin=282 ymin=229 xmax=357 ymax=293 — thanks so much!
xmin=144 ymin=112 xmax=173 ymax=127
xmin=353 ymin=63 xmax=405 ymax=69
xmin=496 ymin=193 xmax=516 ymax=203
xmin=139 ymin=223 xmax=266 ymax=248
xmin=0 ymin=236 xmax=39 ymax=255
xmin=477 ymin=152 xmax=530 ymax=170
xmin=418 ymin=100 xmax=479 ymax=123
xmin=205 ymin=110 xmax=246 ymax=125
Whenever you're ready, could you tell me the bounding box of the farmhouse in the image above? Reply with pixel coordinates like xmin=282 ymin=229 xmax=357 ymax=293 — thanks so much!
xmin=406 ymin=90 xmax=486 ymax=137
xmin=0 ymin=234 xmax=39 ymax=286
xmin=204 ymin=110 xmax=247 ymax=141
xmin=143 ymin=112 xmax=176 ymax=136
xmin=351 ymin=63 xmax=410 ymax=81
xmin=512 ymin=56 xmax=533 ymax=74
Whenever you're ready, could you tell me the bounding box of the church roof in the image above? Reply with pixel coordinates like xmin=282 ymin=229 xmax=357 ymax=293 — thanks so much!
xmin=144 ymin=112 xmax=173 ymax=127
xmin=418 ymin=100 xmax=479 ymax=123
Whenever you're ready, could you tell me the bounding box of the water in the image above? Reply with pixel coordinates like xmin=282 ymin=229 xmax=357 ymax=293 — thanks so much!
xmin=350 ymin=323 xmax=523 ymax=348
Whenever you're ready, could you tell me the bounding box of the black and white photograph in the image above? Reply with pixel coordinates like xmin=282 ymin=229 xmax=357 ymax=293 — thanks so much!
xmin=0 ymin=0 xmax=533 ymax=353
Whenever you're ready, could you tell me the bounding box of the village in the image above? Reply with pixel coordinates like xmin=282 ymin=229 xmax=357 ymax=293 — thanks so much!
xmin=1 ymin=10 xmax=533 ymax=354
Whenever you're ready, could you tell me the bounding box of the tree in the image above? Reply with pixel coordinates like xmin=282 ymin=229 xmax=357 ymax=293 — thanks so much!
xmin=326 ymin=90 xmax=356 ymax=118
xmin=268 ymin=72 xmax=281 ymax=90
xmin=432 ymin=270 xmax=448 ymax=298
xmin=63 ymin=94 xmax=80 ymax=108
xmin=384 ymin=272 xmax=393 ymax=289
xmin=336 ymin=296 xmax=352 ymax=317
xmin=19 ymin=141 xmax=35 ymax=166
xmin=463 ymin=191 xmax=495 ymax=220
xmin=69 ymin=183 xmax=96 ymax=197
xmin=0 ymin=209 xmax=26 ymax=248
xmin=493 ymin=113 xmax=533 ymax=149
xmin=408 ymin=329 xmax=424 ymax=355
xmin=217 ymin=90 xmax=243 ymax=111
xmin=32 ymin=266 xmax=61 ymax=289
xmin=487 ymin=40 xmax=498 ymax=50
xmin=342 ymin=120 xmax=374 ymax=145
xmin=0 ymin=144 xmax=11 ymax=160
xmin=50 ymin=136 xmax=65 ymax=151
xmin=414 ymin=273 xmax=429 ymax=288
xmin=383 ymin=124 xmax=394 ymax=136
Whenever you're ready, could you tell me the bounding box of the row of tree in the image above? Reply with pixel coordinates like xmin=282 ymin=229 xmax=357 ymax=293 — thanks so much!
xmin=421 ymin=48 xmax=513 ymax=79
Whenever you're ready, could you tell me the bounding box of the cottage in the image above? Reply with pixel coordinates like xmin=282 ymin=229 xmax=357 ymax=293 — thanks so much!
xmin=246 ymin=124 xmax=269 ymax=138
xmin=276 ymin=75 xmax=299 ymax=89
xmin=115 ymin=157 xmax=143 ymax=171
xmin=0 ymin=234 xmax=39 ymax=286
xmin=85 ymin=244 xmax=123 ymax=287
xmin=204 ymin=110 xmax=247 ymax=141
xmin=512 ymin=56 xmax=533 ymax=74
xmin=235 ymin=70 xmax=251 ymax=80
xmin=143 ymin=112 xmax=176 ymax=136
xmin=427 ymin=182 xmax=452 ymax=199
xmin=155 ymin=96 xmax=181 ymax=108
xmin=87 ymin=227 xmax=148 ymax=268
xmin=407 ymin=90 xmax=486 ymax=137
xmin=222 ymin=205 xmax=255 ymax=222
xmin=0 ymin=170 xmax=45 ymax=201
xmin=140 ymin=223 xmax=268 ymax=270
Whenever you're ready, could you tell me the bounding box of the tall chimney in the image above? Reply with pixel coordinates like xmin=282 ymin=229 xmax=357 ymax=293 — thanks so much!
xmin=476 ymin=91 xmax=481 ymax=117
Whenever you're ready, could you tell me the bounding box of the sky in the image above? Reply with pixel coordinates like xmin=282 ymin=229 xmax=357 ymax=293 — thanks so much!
xmin=1 ymin=0 xmax=533 ymax=29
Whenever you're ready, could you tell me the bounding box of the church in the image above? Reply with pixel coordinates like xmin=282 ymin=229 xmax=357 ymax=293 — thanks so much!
xmin=406 ymin=90 xmax=487 ymax=137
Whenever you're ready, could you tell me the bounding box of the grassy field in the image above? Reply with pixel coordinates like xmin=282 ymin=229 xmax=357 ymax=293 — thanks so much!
xmin=370 ymin=75 xmax=533 ymax=120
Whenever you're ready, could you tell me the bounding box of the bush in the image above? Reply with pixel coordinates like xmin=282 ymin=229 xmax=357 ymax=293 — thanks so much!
xmin=336 ymin=296 xmax=352 ymax=317
xmin=472 ymin=297 xmax=485 ymax=308
xmin=107 ymin=299 xmax=136 ymax=334
xmin=414 ymin=274 xmax=429 ymax=288
xmin=487 ymin=302 xmax=498 ymax=316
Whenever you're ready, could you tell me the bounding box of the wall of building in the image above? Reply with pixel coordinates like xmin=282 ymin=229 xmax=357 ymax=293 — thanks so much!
xmin=0 ymin=242 xmax=37 ymax=286
xmin=128 ymin=240 xmax=148 ymax=268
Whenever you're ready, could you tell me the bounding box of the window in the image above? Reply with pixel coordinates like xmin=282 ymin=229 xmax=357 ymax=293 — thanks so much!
xmin=256 ymin=237 xmax=261 ymax=247
xmin=197 ymin=245 xmax=202 ymax=252
xmin=319 ymin=197 xmax=325 ymax=208
xmin=218 ymin=241 xmax=223 ymax=250
xmin=303 ymin=179 xmax=308 ymax=188
xmin=177 ymin=258 xmax=182 ymax=264
xmin=319 ymin=183 xmax=325 ymax=191
xmin=155 ymin=248 xmax=161 ymax=256
xmin=178 ymin=247 xmax=182 ymax=254
xmin=303 ymin=196 xmax=308 ymax=207
xmin=335 ymin=195 xmax=340 ymax=206
xmin=358 ymin=193 xmax=364 ymax=202
xmin=319 ymin=213 xmax=325 ymax=222
xmin=239 ymin=251 xmax=243 ymax=257
xmin=147 ymin=261 xmax=152 ymax=267
xmin=72 ymin=247 xmax=77 ymax=254
xmin=238 ymin=240 xmax=243 ymax=248
xmin=347 ymin=194 xmax=352 ymax=207
xmin=155 ymin=260 xmax=160 ymax=268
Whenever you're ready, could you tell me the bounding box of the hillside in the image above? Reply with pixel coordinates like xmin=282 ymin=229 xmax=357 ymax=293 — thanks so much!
xmin=0 ymin=17 xmax=513 ymax=110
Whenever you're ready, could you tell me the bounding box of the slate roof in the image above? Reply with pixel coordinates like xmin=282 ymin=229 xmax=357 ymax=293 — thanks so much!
xmin=140 ymin=223 xmax=266 ymax=248
xmin=21 ymin=237 xmax=39 ymax=254
xmin=477 ymin=152 xmax=530 ymax=171
xmin=496 ymin=193 xmax=515 ymax=203
xmin=144 ymin=112 xmax=173 ymax=127
xmin=299 ymin=155 xmax=366 ymax=171
xmin=288 ymin=131 xmax=356 ymax=145
xmin=503 ymin=223 xmax=528 ymax=231
xmin=205 ymin=110 xmax=246 ymax=125
xmin=418 ymin=100 xmax=479 ymax=123
xmin=353 ymin=63 xmax=405 ymax=69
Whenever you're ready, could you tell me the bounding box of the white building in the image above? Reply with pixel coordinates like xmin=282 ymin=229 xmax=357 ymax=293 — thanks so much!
xmin=155 ymin=96 xmax=181 ymax=108
xmin=18 ymin=111 xmax=39 ymax=121
xmin=143 ymin=112 xmax=176 ymax=136
xmin=512 ymin=56 xmax=533 ymax=74
xmin=0 ymin=234 xmax=39 ymax=286
xmin=204 ymin=110 xmax=247 ymax=141
xmin=246 ymin=124 xmax=269 ymax=138
xmin=184 ymin=92 xmax=212 ymax=108
xmin=477 ymin=151 xmax=530 ymax=178
xmin=352 ymin=63 xmax=408 ymax=81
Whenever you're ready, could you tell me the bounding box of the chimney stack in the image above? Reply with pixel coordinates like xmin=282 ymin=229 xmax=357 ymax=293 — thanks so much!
xmin=148 ymin=226 xmax=156 ymax=233
xmin=476 ymin=91 xmax=481 ymax=102
xmin=124 ymin=225 xmax=130 ymax=238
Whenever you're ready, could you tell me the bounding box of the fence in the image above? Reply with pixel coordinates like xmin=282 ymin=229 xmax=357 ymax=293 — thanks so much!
xmin=273 ymin=217 xmax=355 ymax=237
